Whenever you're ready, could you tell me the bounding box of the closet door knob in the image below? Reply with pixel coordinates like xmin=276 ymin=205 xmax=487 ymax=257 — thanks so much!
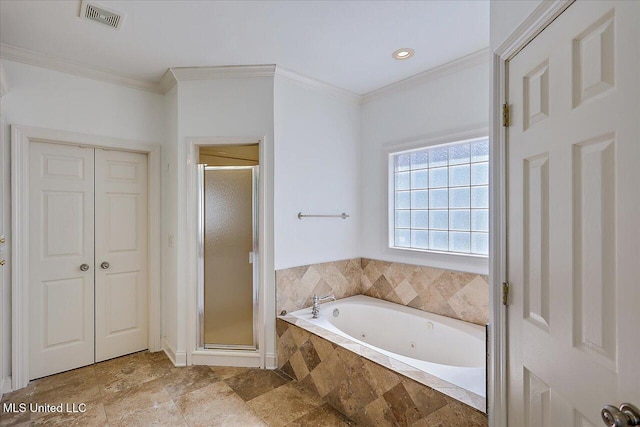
xmin=602 ymin=403 xmax=640 ymax=426
xmin=80 ymin=264 xmax=90 ymax=271
xmin=100 ymin=262 xmax=110 ymax=269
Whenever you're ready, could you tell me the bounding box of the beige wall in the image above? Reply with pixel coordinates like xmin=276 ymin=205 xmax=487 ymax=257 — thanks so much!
xmin=276 ymin=258 xmax=489 ymax=326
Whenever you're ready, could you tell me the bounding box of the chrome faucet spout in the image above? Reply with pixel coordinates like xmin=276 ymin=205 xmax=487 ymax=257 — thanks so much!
xmin=310 ymin=294 xmax=336 ymax=318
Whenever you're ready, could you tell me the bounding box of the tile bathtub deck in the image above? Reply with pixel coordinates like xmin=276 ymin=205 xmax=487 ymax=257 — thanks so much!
xmin=0 ymin=351 xmax=355 ymax=427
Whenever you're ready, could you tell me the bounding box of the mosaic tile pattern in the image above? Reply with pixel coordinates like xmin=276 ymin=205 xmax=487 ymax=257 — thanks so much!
xmin=276 ymin=257 xmax=489 ymax=326
xmin=361 ymin=259 xmax=489 ymax=325
xmin=277 ymin=319 xmax=487 ymax=426
xmin=276 ymin=258 xmax=362 ymax=315
xmin=0 ymin=351 xmax=355 ymax=427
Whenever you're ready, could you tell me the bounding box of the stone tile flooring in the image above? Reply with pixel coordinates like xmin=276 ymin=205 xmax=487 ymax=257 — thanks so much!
xmin=0 ymin=351 xmax=355 ymax=426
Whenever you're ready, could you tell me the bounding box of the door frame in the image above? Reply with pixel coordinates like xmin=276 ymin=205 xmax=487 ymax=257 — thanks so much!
xmin=185 ymin=136 xmax=273 ymax=369
xmin=0 ymin=115 xmax=9 ymax=397
xmin=489 ymin=1 xmax=574 ymax=426
xmin=10 ymin=125 xmax=162 ymax=390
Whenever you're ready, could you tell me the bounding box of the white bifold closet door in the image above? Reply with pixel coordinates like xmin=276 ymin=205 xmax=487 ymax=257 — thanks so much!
xmin=29 ymin=142 xmax=148 ymax=380
xmin=94 ymin=149 xmax=148 ymax=362
xmin=29 ymin=142 xmax=96 ymax=379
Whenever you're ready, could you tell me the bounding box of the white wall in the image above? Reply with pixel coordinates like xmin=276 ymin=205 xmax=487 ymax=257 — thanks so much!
xmin=0 ymin=51 xmax=493 ymax=383
xmin=162 ymin=84 xmax=179 ymax=358
xmin=360 ymin=60 xmax=490 ymax=273
xmin=0 ymin=59 xmax=164 ymax=391
xmin=163 ymin=73 xmax=361 ymax=365
xmin=490 ymin=0 xmax=544 ymax=51
xmin=165 ymin=77 xmax=276 ymax=362
xmin=0 ymin=60 xmax=165 ymax=142
xmin=0 ymin=61 xmax=362 ymax=376
xmin=273 ymin=76 xmax=361 ymax=270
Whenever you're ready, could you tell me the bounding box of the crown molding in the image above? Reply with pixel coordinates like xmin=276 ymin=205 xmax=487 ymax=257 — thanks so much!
xmin=494 ymin=0 xmax=573 ymax=60
xmin=0 ymin=42 xmax=492 ymax=103
xmin=0 ymin=43 xmax=162 ymax=94
xmin=275 ymin=66 xmax=361 ymax=104
xmin=158 ymin=69 xmax=177 ymax=94
xmin=361 ymin=48 xmax=491 ymax=104
xmin=166 ymin=64 xmax=360 ymax=103
xmin=169 ymin=65 xmax=276 ymax=83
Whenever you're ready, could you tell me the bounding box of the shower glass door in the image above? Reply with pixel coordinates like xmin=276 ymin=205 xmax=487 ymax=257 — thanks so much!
xmin=198 ymin=166 xmax=258 ymax=350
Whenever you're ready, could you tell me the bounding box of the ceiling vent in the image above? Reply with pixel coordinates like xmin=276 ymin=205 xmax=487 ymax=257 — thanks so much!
xmin=80 ymin=1 xmax=124 ymax=29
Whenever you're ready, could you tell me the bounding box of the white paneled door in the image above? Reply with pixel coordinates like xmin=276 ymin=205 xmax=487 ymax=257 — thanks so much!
xmin=95 ymin=149 xmax=148 ymax=362
xmin=29 ymin=142 xmax=148 ymax=379
xmin=507 ymin=1 xmax=639 ymax=426
xmin=29 ymin=142 xmax=96 ymax=380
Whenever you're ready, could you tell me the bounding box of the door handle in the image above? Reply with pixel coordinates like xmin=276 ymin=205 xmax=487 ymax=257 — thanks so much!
xmin=602 ymin=403 xmax=640 ymax=426
xmin=621 ymin=405 xmax=640 ymax=425
xmin=100 ymin=261 xmax=110 ymax=269
xmin=80 ymin=264 xmax=90 ymax=271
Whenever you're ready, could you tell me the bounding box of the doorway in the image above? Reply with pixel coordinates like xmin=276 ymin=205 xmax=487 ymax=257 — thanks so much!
xmin=197 ymin=145 xmax=259 ymax=350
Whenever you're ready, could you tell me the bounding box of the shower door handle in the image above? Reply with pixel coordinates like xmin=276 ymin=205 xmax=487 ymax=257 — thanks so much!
xmin=249 ymin=252 xmax=254 ymax=264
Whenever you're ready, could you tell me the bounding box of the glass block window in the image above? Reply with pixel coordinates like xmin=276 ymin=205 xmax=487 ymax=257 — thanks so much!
xmin=391 ymin=137 xmax=489 ymax=256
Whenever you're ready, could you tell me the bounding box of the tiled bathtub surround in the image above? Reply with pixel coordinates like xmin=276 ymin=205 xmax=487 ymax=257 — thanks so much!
xmin=276 ymin=258 xmax=489 ymax=325
xmin=276 ymin=319 xmax=488 ymax=426
xmin=361 ymin=259 xmax=489 ymax=325
xmin=276 ymin=258 xmax=362 ymax=315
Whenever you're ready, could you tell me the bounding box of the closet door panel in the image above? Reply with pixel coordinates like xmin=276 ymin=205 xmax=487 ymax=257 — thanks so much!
xmin=94 ymin=149 xmax=148 ymax=362
xmin=28 ymin=142 xmax=95 ymax=379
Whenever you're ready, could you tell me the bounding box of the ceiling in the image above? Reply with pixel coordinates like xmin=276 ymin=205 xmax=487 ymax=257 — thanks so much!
xmin=0 ymin=0 xmax=489 ymax=95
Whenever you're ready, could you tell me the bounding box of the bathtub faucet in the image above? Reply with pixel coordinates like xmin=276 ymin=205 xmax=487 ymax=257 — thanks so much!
xmin=311 ymin=294 xmax=335 ymax=318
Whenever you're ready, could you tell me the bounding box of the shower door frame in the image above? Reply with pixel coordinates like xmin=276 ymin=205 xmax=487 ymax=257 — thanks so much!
xmin=197 ymin=165 xmax=259 ymax=351
xmin=185 ymin=135 xmax=275 ymax=370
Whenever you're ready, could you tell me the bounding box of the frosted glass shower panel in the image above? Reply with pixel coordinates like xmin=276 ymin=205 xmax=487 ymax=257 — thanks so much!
xmin=203 ymin=168 xmax=255 ymax=347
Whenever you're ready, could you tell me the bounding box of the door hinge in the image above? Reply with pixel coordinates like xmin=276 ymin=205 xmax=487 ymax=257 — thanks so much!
xmin=502 ymin=282 xmax=510 ymax=306
xmin=502 ymin=103 xmax=510 ymax=127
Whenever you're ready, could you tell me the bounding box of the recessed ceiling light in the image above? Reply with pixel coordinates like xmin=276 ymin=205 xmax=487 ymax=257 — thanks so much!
xmin=392 ymin=48 xmax=415 ymax=60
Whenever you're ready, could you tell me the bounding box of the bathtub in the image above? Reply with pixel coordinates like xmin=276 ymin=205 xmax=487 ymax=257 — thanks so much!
xmin=287 ymin=295 xmax=486 ymax=399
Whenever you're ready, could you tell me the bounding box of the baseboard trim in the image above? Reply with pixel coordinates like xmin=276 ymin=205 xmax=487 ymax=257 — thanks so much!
xmin=162 ymin=338 xmax=178 ymax=366
xmin=191 ymin=349 xmax=261 ymax=368
xmin=1 ymin=376 xmax=12 ymax=397
xmin=265 ymin=352 xmax=277 ymax=370
xmin=174 ymin=351 xmax=187 ymax=367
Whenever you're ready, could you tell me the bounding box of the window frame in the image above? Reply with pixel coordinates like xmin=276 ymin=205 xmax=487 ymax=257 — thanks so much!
xmin=386 ymin=130 xmax=489 ymax=274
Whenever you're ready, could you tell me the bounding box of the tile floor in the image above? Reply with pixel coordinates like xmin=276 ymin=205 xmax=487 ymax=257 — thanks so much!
xmin=0 ymin=351 xmax=355 ymax=427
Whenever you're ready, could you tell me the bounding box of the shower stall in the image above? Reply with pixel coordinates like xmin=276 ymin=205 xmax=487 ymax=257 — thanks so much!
xmin=197 ymin=165 xmax=259 ymax=350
